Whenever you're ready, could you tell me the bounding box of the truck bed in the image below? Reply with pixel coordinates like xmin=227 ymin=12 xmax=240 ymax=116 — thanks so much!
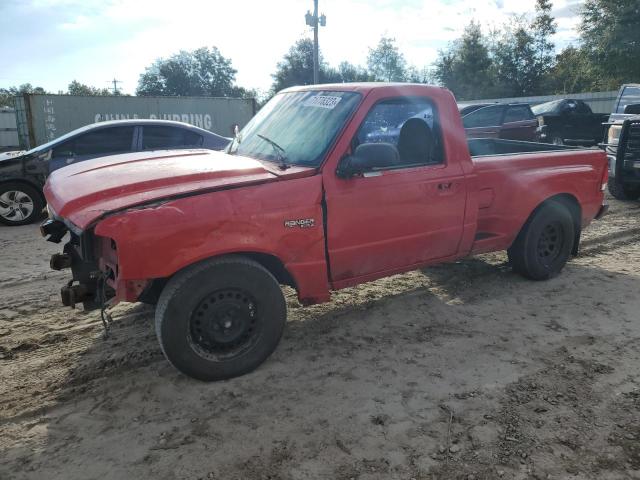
xmin=467 ymin=139 xmax=607 ymax=255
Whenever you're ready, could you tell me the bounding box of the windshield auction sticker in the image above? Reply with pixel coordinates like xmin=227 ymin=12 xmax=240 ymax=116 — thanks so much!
xmin=304 ymin=95 xmax=342 ymax=109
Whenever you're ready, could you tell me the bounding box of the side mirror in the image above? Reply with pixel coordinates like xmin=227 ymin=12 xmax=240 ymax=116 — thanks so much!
xmin=623 ymin=103 xmax=640 ymax=115
xmin=336 ymin=142 xmax=400 ymax=178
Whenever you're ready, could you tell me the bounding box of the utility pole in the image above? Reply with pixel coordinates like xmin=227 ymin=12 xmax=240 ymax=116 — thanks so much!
xmin=305 ymin=0 xmax=326 ymax=84
xmin=108 ymin=78 xmax=122 ymax=95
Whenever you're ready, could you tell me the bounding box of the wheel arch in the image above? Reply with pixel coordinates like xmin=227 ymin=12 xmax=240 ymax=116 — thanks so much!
xmin=0 ymin=177 xmax=45 ymax=203
xmin=519 ymin=193 xmax=582 ymax=256
xmin=140 ymin=251 xmax=297 ymax=305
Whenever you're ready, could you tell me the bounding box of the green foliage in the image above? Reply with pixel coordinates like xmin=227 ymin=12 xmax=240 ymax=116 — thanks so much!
xmin=0 ymin=84 xmax=48 ymax=107
xmin=336 ymin=61 xmax=374 ymax=83
xmin=270 ymin=39 xmax=342 ymax=93
xmin=580 ymin=0 xmax=640 ymax=88
xmin=547 ymin=47 xmax=600 ymax=93
xmin=435 ymin=21 xmax=494 ymax=99
xmin=367 ymin=37 xmax=408 ymax=82
xmin=136 ymin=47 xmax=244 ymax=97
xmin=67 ymin=80 xmax=113 ymax=96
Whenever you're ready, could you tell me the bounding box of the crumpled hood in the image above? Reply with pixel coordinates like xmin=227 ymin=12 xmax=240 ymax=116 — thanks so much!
xmin=0 ymin=150 xmax=26 ymax=162
xmin=44 ymin=149 xmax=281 ymax=229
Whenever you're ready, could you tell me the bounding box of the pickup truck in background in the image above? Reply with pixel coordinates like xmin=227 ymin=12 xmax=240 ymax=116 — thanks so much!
xmin=459 ymin=103 xmax=538 ymax=142
xmin=601 ymin=84 xmax=640 ymax=200
xmin=532 ymin=99 xmax=609 ymax=147
xmin=41 ymin=83 xmax=609 ymax=381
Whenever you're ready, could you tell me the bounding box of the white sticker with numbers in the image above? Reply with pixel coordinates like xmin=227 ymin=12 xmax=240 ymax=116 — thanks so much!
xmin=303 ymin=95 xmax=342 ymax=109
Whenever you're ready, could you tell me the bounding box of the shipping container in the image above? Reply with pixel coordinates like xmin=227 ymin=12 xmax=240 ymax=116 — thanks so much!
xmin=0 ymin=107 xmax=20 ymax=150
xmin=13 ymin=94 xmax=256 ymax=149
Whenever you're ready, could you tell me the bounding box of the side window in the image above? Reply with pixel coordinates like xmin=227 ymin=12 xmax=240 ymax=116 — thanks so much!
xmin=504 ymin=105 xmax=533 ymax=123
xmin=462 ymin=105 xmax=504 ymax=128
xmin=355 ymin=97 xmax=444 ymax=167
xmin=52 ymin=127 xmax=134 ymax=157
xmin=142 ymin=126 xmax=204 ymax=150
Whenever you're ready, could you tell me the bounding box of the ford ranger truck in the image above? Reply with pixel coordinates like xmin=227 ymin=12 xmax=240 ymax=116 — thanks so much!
xmin=41 ymin=84 xmax=609 ymax=381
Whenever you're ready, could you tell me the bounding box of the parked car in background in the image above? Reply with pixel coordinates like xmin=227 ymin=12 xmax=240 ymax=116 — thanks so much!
xmin=460 ymin=103 xmax=537 ymax=141
xmin=0 ymin=119 xmax=231 ymax=225
xmin=601 ymin=84 xmax=640 ymax=200
xmin=532 ymin=99 xmax=608 ymax=147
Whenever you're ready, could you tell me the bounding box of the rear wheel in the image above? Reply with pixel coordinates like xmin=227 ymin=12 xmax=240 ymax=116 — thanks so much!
xmin=0 ymin=182 xmax=44 ymax=226
xmin=607 ymin=177 xmax=640 ymax=201
xmin=155 ymin=256 xmax=286 ymax=381
xmin=508 ymin=202 xmax=575 ymax=280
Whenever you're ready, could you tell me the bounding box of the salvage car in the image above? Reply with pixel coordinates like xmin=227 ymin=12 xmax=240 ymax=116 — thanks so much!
xmin=460 ymin=103 xmax=538 ymax=141
xmin=41 ymin=84 xmax=609 ymax=381
xmin=0 ymin=119 xmax=230 ymax=225
xmin=532 ymin=99 xmax=608 ymax=147
xmin=601 ymin=84 xmax=640 ymax=200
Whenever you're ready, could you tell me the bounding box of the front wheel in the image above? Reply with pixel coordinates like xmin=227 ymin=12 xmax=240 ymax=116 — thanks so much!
xmin=608 ymin=178 xmax=640 ymax=201
xmin=155 ymin=256 xmax=286 ymax=381
xmin=0 ymin=182 xmax=44 ymax=226
xmin=508 ymin=202 xmax=575 ymax=281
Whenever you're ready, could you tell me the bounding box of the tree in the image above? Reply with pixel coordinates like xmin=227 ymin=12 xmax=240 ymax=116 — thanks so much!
xmin=580 ymin=0 xmax=640 ymax=88
xmin=547 ymin=46 xmax=600 ymax=93
xmin=491 ymin=16 xmax=541 ymax=96
xmin=532 ymin=0 xmax=557 ymax=69
xmin=67 ymin=80 xmax=112 ymax=96
xmin=137 ymin=47 xmax=241 ymax=97
xmin=434 ymin=21 xmax=494 ymax=99
xmin=0 ymin=84 xmax=48 ymax=107
xmin=271 ymin=38 xmax=341 ymax=92
xmin=337 ymin=61 xmax=373 ymax=83
xmin=367 ymin=37 xmax=407 ymax=82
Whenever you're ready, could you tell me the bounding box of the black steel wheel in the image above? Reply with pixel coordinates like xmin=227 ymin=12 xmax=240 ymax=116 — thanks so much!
xmin=188 ymin=288 xmax=260 ymax=360
xmin=536 ymin=222 xmax=564 ymax=266
xmin=155 ymin=256 xmax=286 ymax=381
xmin=508 ymin=201 xmax=575 ymax=280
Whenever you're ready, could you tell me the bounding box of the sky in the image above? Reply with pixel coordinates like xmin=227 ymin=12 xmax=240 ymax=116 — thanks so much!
xmin=0 ymin=0 xmax=586 ymax=96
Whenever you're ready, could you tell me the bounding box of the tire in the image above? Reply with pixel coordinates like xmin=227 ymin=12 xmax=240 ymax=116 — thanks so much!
xmin=508 ymin=201 xmax=575 ymax=281
xmin=607 ymin=177 xmax=640 ymax=201
xmin=155 ymin=256 xmax=286 ymax=381
xmin=0 ymin=182 xmax=44 ymax=226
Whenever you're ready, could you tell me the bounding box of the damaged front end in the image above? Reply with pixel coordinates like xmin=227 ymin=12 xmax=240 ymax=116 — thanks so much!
xmin=41 ymin=218 xmax=115 ymax=311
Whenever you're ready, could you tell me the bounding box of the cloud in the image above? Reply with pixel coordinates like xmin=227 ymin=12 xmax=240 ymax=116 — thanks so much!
xmin=1 ymin=0 xmax=585 ymax=94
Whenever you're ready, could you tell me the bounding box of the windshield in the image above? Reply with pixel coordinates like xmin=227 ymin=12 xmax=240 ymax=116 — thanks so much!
xmin=616 ymin=86 xmax=640 ymax=113
xmin=531 ymin=100 xmax=562 ymax=115
xmin=228 ymin=90 xmax=361 ymax=167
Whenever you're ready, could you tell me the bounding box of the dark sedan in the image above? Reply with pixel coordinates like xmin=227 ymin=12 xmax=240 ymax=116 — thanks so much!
xmin=0 ymin=119 xmax=231 ymax=225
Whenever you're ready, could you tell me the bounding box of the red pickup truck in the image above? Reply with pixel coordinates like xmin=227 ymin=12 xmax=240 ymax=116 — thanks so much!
xmin=41 ymin=84 xmax=609 ymax=381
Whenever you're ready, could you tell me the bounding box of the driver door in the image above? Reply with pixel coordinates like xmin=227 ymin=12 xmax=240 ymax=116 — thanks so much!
xmin=324 ymin=96 xmax=467 ymax=285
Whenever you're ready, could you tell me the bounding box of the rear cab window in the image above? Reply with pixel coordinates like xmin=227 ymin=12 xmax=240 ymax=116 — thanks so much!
xmin=355 ymin=96 xmax=444 ymax=168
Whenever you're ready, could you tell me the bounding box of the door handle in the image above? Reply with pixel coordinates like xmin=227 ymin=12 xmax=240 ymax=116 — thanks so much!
xmin=438 ymin=182 xmax=453 ymax=191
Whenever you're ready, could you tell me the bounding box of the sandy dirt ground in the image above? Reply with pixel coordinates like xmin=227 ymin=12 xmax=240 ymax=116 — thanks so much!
xmin=1 ymin=196 xmax=639 ymax=480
